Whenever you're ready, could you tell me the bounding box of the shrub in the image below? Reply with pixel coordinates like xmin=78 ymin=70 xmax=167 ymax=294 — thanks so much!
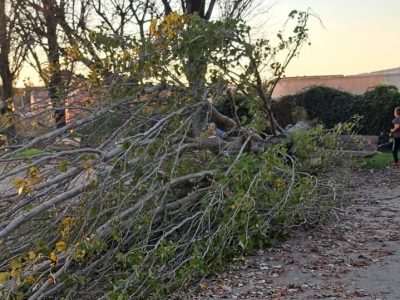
xmin=357 ymin=85 xmax=400 ymax=139
xmin=274 ymin=85 xmax=400 ymax=142
xmin=274 ymin=86 xmax=358 ymax=128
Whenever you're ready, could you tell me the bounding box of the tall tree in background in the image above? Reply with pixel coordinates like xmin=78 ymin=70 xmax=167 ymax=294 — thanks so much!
xmin=161 ymin=0 xmax=216 ymax=19
xmin=19 ymin=0 xmax=90 ymax=128
xmin=43 ymin=0 xmax=65 ymax=127
xmin=90 ymin=0 xmax=158 ymax=43
xmin=17 ymin=0 xmax=66 ymax=127
xmin=0 ymin=0 xmax=28 ymax=116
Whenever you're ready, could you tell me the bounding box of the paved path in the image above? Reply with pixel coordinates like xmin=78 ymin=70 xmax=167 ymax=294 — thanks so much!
xmin=193 ymin=169 xmax=400 ymax=299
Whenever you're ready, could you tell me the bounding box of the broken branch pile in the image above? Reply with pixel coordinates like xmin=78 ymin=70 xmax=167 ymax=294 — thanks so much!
xmin=0 ymin=84 xmax=344 ymax=299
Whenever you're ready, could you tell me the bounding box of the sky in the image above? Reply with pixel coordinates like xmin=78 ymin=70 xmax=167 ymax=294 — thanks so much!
xmin=265 ymin=0 xmax=400 ymax=76
xmin=17 ymin=0 xmax=400 ymax=86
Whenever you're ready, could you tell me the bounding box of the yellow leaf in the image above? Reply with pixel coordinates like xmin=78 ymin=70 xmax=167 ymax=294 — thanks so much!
xmin=31 ymin=119 xmax=38 ymax=127
xmin=11 ymin=178 xmax=24 ymax=188
xmin=24 ymin=275 xmax=36 ymax=285
xmin=199 ymin=282 xmax=207 ymax=289
xmin=50 ymin=252 xmax=57 ymax=264
xmin=28 ymin=166 xmax=39 ymax=176
xmin=28 ymin=251 xmax=36 ymax=260
xmin=56 ymin=241 xmax=66 ymax=252
xmin=62 ymin=216 xmax=73 ymax=225
xmin=82 ymin=159 xmax=90 ymax=169
xmin=10 ymin=268 xmax=22 ymax=278
xmin=149 ymin=19 xmax=158 ymax=35
xmin=0 ymin=272 xmax=10 ymax=285
xmin=11 ymin=178 xmax=30 ymax=195
xmin=10 ymin=259 xmax=21 ymax=270
xmin=167 ymin=30 xmax=175 ymax=40
xmin=274 ymin=178 xmax=284 ymax=188
xmin=60 ymin=217 xmax=74 ymax=237
xmin=75 ymin=249 xmax=86 ymax=262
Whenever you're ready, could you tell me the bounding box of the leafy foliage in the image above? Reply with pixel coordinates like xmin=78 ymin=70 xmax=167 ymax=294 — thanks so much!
xmin=357 ymin=85 xmax=400 ymax=139
xmin=274 ymin=86 xmax=357 ymax=128
xmin=274 ymin=85 xmax=400 ymax=142
xmin=13 ymin=148 xmax=47 ymax=158
xmin=0 ymin=8 xmax=344 ymax=300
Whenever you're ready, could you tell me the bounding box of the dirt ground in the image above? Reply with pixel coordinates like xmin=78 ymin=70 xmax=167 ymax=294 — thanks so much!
xmin=191 ymin=168 xmax=400 ymax=300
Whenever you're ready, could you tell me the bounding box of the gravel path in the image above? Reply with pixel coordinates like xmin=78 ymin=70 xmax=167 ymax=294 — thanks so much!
xmin=192 ymin=169 xmax=400 ymax=299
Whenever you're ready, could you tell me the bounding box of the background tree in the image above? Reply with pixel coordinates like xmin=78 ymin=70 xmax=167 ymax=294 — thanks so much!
xmin=0 ymin=0 xmax=28 ymax=127
xmin=17 ymin=0 xmax=90 ymax=128
xmin=90 ymin=0 xmax=158 ymax=43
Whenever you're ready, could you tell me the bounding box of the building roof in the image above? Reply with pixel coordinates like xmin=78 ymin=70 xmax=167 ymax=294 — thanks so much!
xmin=364 ymin=67 xmax=400 ymax=75
xmin=272 ymin=67 xmax=400 ymax=99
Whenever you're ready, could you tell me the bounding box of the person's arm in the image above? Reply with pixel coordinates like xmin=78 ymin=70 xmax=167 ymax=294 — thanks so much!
xmin=391 ymin=123 xmax=400 ymax=133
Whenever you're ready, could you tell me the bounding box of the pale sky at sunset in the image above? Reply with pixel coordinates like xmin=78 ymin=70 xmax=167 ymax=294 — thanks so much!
xmin=17 ymin=0 xmax=400 ymax=86
xmin=270 ymin=0 xmax=400 ymax=76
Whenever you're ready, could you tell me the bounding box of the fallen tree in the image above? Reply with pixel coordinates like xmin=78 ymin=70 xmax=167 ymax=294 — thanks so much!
xmin=0 ymin=89 xmax=350 ymax=300
xmin=0 ymin=10 xmax=348 ymax=299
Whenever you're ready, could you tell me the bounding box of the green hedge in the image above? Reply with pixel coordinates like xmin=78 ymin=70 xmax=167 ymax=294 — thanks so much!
xmin=273 ymin=85 xmax=400 ymax=140
xmin=214 ymin=85 xmax=400 ymax=141
xmin=357 ymin=85 xmax=400 ymax=137
xmin=274 ymin=86 xmax=358 ymax=128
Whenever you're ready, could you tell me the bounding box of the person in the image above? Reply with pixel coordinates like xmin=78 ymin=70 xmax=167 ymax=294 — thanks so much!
xmin=207 ymin=122 xmax=229 ymax=156
xmin=207 ymin=122 xmax=226 ymax=139
xmin=390 ymin=107 xmax=400 ymax=168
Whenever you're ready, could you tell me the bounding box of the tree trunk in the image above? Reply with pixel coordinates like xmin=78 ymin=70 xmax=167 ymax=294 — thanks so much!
xmin=184 ymin=1 xmax=209 ymax=137
xmin=0 ymin=0 xmax=16 ymax=138
xmin=0 ymin=0 xmax=13 ymax=109
xmin=43 ymin=0 xmax=66 ymax=128
xmin=186 ymin=54 xmax=208 ymax=137
xmin=185 ymin=0 xmax=206 ymax=18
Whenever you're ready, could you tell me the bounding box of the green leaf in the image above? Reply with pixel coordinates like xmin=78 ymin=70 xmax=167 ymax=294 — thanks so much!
xmin=59 ymin=160 xmax=69 ymax=172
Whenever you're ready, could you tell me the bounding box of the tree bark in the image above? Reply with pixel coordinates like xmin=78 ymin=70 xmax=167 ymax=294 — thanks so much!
xmin=185 ymin=0 xmax=206 ymax=18
xmin=0 ymin=0 xmax=13 ymax=109
xmin=0 ymin=0 xmax=16 ymax=138
xmin=43 ymin=0 xmax=66 ymax=128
